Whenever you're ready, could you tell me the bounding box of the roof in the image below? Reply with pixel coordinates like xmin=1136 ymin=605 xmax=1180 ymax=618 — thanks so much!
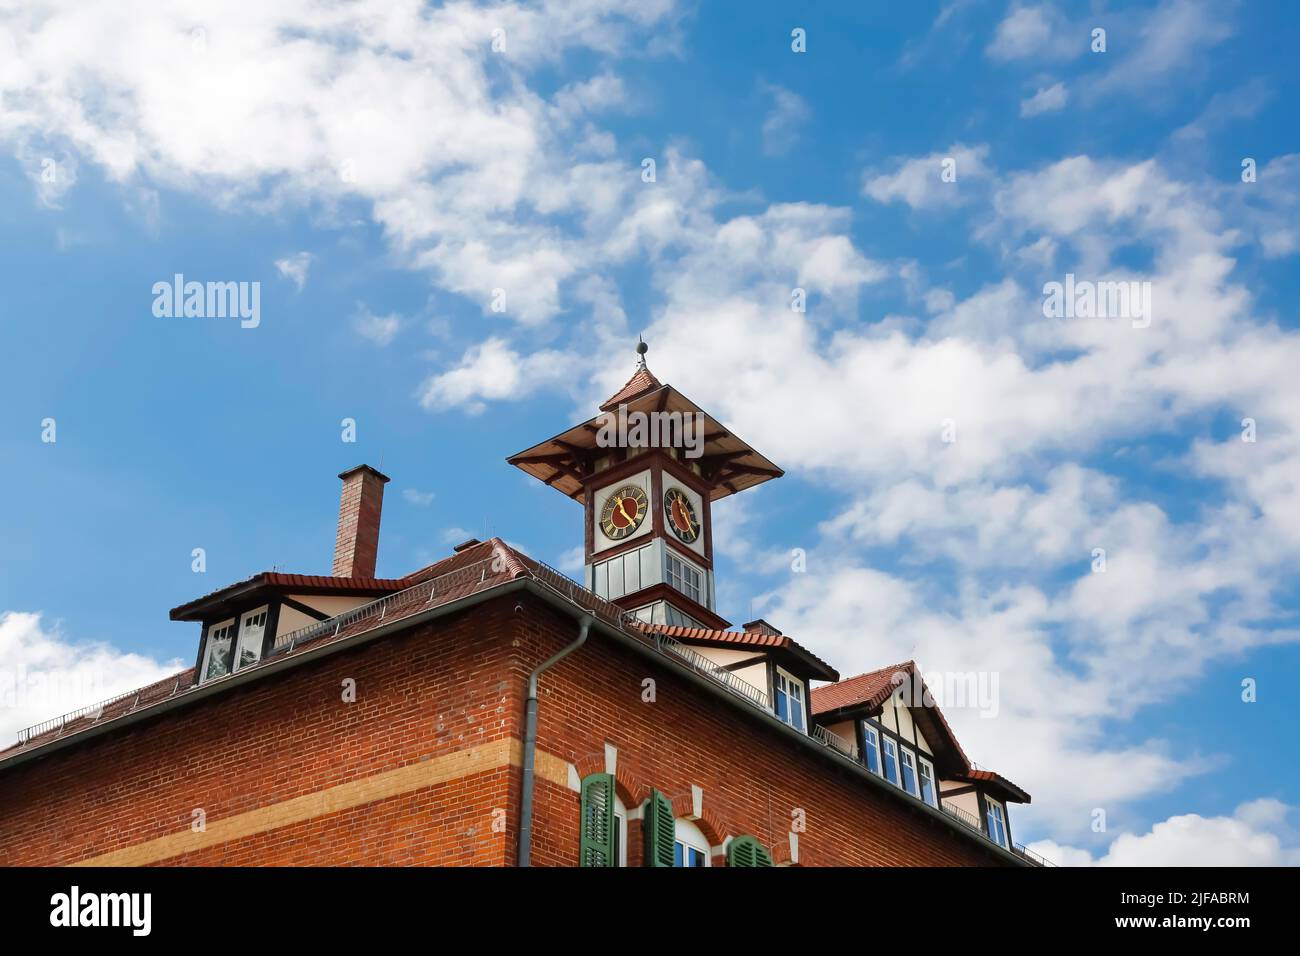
xmin=5 ymin=539 xmax=530 ymax=762
xmin=0 ymin=536 xmax=1032 ymax=861
xmin=811 ymin=660 xmax=915 ymax=715
xmin=507 ymin=375 xmax=784 ymax=503
xmin=601 ymin=366 xmax=663 ymax=410
xmin=955 ymin=769 xmax=1032 ymax=805
xmin=169 ymin=571 xmax=409 ymax=621
xmin=644 ymin=623 xmax=839 ymax=682
xmin=811 ymin=661 xmax=1024 ymax=789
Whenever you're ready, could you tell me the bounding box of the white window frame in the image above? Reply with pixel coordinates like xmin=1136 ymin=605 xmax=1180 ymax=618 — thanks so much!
xmin=200 ymin=618 xmax=237 ymax=681
xmin=882 ymin=736 xmax=901 ymax=787
xmin=986 ymin=798 xmax=1009 ymax=848
xmin=673 ymin=818 xmax=711 ymax=867
xmin=918 ymin=755 xmax=938 ymax=807
xmin=613 ymin=797 xmax=628 ymax=868
xmin=773 ymin=666 xmax=806 ymax=733
xmin=233 ymin=605 xmax=269 ymax=673
xmin=900 ymin=746 xmax=919 ymax=797
xmin=665 ymin=551 xmax=703 ymax=604
xmin=862 ymin=723 xmax=882 ymax=776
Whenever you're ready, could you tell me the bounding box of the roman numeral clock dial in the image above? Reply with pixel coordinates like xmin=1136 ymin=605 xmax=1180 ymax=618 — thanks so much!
xmin=599 ymin=484 xmax=648 ymax=540
xmin=664 ymin=488 xmax=700 ymax=544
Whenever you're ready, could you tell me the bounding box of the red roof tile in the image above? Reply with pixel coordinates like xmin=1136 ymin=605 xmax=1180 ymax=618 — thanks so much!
xmin=642 ymin=623 xmax=839 ymax=682
xmin=811 ymin=660 xmax=1004 ymax=786
xmin=810 ymin=660 xmax=915 ymax=715
xmin=955 ymin=769 xmax=1031 ymax=804
xmin=600 ymin=366 xmax=663 ymax=411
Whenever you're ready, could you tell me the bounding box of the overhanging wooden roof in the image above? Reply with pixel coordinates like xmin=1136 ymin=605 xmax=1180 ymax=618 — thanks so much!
xmin=507 ymin=382 xmax=783 ymax=503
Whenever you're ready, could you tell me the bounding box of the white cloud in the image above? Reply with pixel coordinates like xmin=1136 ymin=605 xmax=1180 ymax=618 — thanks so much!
xmin=986 ymin=4 xmax=1081 ymax=62
xmin=1019 ymin=81 xmax=1067 ymax=117
xmin=0 ymin=612 xmax=181 ymax=744
xmin=402 ymin=489 xmax=435 ymax=507
xmin=274 ymin=251 xmax=313 ymax=290
xmin=1092 ymin=0 xmax=1235 ymax=97
xmin=352 ymin=306 xmax=402 ymax=346
xmin=419 ymin=337 xmax=578 ymax=414
xmin=1034 ymin=800 xmax=1300 ymax=866
xmin=863 ymin=144 xmax=990 ymax=210
xmin=0 ymin=0 xmax=682 ymax=327
xmin=760 ymin=84 xmax=808 ymax=157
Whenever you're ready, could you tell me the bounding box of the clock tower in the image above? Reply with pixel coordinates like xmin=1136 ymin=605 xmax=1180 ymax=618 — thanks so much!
xmin=508 ymin=341 xmax=783 ymax=629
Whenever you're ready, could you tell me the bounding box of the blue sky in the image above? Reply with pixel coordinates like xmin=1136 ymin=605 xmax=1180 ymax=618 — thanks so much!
xmin=2 ymin=0 xmax=1299 ymax=865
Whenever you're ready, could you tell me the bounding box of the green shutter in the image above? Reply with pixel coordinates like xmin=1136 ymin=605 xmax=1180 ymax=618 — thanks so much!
xmin=643 ymin=788 xmax=676 ymax=867
xmin=579 ymin=773 xmax=616 ymax=867
xmin=726 ymin=835 xmax=773 ymax=867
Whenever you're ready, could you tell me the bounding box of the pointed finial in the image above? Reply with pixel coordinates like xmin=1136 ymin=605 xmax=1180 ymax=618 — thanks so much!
xmin=635 ymin=335 xmax=649 ymax=370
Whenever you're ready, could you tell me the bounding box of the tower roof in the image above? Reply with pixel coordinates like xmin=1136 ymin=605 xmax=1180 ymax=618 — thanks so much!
xmin=600 ymin=365 xmax=663 ymax=411
xmin=507 ymin=382 xmax=783 ymax=504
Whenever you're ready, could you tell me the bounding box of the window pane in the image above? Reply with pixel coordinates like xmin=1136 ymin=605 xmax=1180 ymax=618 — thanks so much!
xmin=919 ymin=759 xmax=937 ymax=807
xmin=673 ymin=842 xmax=684 ymax=867
xmin=203 ymin=625 xmax=233 ymax=680
xmin=235 ymin=611 xmax=266 ymax=670
xmin=901 ymin=749 xmax=918 ymax=796
xmin=883 ymin=738 xmax=899 ymax=786
xmin=863 ymin=726 xmax=881 ymax=775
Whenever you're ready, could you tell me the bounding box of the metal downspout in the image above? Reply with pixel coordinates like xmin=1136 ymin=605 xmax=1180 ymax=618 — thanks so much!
xmin=518 ymin=615 xmax=592 ymax=866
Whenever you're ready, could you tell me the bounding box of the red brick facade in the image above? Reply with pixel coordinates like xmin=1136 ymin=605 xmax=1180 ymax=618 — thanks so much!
xmin=0 ymin=592 xmax=1006 ymax=866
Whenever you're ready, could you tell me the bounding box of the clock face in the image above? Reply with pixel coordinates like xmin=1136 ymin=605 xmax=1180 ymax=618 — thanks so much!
xmin=664 ymin=488 xmax=700 ymax=544
xmin=599 ymin=484 xmax=649 ymax=540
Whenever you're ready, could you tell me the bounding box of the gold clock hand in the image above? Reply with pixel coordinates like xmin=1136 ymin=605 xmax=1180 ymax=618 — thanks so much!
xmin=616 ymin=498 xmax=635 ymax=525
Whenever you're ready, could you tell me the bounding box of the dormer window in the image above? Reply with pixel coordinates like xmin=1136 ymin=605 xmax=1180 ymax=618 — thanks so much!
xmin=985 ymin=798 xmax=1009 ymax=848
xmin=236 ymin=607 xmax=268 ymax=670
xmin=899 ymin=747 xmax=919 ymax=798
xmin=862 ymin=723 xmax=882 ymax=775
xmin=200 ymin=619 xmax=236 ymax=681
xmin=881 ymin=736 xmax=901 ymax=786
xmin=773 ymin=666 xmax=806 ymax=732
xmin=199 ymin=606 xmax=270 ymax=683
xmin=918 ymin=756 xmax=938 ymax=807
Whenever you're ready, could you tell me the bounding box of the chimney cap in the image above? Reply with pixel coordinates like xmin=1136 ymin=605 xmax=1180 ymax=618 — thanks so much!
xmin=338 ymin=463 xmax=391 ymax=484
xmin=452 ymin=538 xmax=484 ymax=553
xmin=741 ymin=618 xmax=782 ymax=636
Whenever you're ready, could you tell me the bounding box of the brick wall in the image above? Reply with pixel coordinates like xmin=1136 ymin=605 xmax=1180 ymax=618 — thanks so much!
xmin=514 ymin=594 xmax=1004 ymax=867
xmin=0 ymin=591 xmax=1008 ymax=866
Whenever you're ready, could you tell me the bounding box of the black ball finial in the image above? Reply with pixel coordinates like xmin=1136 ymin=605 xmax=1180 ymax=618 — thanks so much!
xmin=636 ymin=336 xmax=648 ymax=356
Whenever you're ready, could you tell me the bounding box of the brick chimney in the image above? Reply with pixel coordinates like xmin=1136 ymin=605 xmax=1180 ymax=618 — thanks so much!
xmin=742 ymin=619 xmax=782 ymax=637
xmin=332 ymin=464 xmax=390 ymax=579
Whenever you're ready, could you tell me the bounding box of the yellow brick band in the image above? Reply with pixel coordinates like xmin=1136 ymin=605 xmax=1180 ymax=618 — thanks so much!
xmin=71 ymin=738 xmax=569 ymax=867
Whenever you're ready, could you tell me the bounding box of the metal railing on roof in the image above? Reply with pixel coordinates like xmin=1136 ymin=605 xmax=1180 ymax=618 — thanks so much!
xmin=942 ymin=800 xmax=984 ymax=833
xmin=268 ymin=556 xmax=501 ymax=655
xmin=657 ymin=634 xmax=771 ymax=709
xmin=812 ymin=723 xmax=859 ymax=759
xmin=1013 ymin=843 xmax=1056 ymax=867
xmin=17 ymin=690 xmax=130 ymax=745
xmin=940 ymin=800 xmax=1055 ymax=866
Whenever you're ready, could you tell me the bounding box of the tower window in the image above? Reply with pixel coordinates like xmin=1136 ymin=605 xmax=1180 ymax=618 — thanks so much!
xmin=665 ymin=552 xmax=702 ymax=603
